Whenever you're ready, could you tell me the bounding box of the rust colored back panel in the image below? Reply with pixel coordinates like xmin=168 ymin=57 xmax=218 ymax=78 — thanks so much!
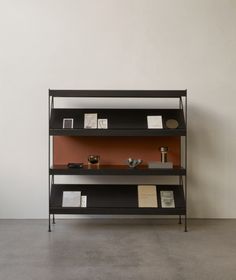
xmin=53 ymin=136 xmax=180 ymax=166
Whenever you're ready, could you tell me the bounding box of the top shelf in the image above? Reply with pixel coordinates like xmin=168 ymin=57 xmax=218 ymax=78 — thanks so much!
xmin=49 ymin=90 xmax=187 ymax=98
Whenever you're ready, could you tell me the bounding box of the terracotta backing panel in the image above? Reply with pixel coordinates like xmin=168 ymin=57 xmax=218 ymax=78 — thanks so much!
xmin=53 ymin=136 xmax=180 ymax=166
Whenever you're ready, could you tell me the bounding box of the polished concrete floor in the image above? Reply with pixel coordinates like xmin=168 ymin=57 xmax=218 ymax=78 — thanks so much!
xmin=0 ymin=219 xmax=236 ymax=280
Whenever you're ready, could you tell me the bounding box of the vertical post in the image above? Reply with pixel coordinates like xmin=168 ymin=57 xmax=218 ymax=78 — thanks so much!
xmin=51 ymin=96 xmax=55 ymax=225
xmin=179 ymin=175 xmax=183 ymax=224
xmin=52 ymin=175 xmax=55 ymax=224
xmin=178 ymin=97 xmax=182 ymax=225
xmin=178 ymin=215 xmax=182 ymax=224
xmin=184 ymin=90 xmax=188 ymax=232
xmin=48 ymin=91 xmax=51 ymax=232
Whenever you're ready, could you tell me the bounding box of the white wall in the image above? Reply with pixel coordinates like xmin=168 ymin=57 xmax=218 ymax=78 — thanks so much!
xmin=0 ymin=0 xmax=235 ymax=218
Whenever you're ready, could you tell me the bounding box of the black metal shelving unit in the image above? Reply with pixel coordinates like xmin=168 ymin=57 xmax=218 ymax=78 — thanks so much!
xmin=48 ymin=89 xmax=187 ymax=231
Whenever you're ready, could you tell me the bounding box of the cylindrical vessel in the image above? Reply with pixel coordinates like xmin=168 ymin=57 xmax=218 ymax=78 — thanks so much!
xmin=159 ymin=146 xmax=168 ymax=163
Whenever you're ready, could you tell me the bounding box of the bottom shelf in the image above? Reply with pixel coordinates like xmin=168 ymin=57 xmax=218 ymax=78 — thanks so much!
xmin=50 ymin=184 xmax=186 ymax=215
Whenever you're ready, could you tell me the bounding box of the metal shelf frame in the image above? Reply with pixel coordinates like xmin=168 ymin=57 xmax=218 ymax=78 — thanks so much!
xmin=48 ymin=89 xmax=187 ymax=232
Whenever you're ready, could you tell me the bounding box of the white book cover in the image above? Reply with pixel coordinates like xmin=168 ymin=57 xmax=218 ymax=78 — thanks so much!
xmin=147 ymin=115 xmax=163 ymax=129
xmin=62 ymin=191 xmax=81 ymax=207
xmin=81 ymin=195 xmax=87 ymax=208
xmin=98 ymin=119 xmax=108 ymax=129
xmin=160 ymin=191 xmax=175 ymax=208
xmin=84 ymin=113 xmax=97 ymax=129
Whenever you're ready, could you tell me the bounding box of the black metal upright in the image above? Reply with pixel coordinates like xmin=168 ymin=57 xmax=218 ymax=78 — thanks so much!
xmin=184 ymin=91 xmax=188 ymax=232
xmin=48 ymin=91 xmax=51 ymax=232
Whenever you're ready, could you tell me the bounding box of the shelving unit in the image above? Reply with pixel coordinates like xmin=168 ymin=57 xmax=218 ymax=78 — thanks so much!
xmin=48 ymin=90 xmax=187 ymax=231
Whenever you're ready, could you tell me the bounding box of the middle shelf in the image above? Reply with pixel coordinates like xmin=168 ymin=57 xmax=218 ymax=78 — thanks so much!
xmin=50 ymin=165 xmax=186 ymax=176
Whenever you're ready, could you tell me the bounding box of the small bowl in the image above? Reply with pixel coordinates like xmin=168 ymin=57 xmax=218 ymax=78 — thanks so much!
xmin=88 ymin=155 xmax=100 ymax=164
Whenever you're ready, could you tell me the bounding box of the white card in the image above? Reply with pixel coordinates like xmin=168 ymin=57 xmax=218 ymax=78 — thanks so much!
xmin=81 ymin=195 xmax=87 ymax=207
xmin=62 ymin=191 xmax=81 ymax=207
xmin=147 ymin=115 xmax=163 ymax=129
xmin=84 ymin=113 xmax=97 ymax=129
xmin=98 ymin=119 xmax=108 ymax=129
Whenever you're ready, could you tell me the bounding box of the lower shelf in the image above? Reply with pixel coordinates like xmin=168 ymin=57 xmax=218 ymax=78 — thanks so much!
xmin=50 ymin=184 xmax=186 ymax=215
xmin=50 ymin=207 xmax=185 ymax=215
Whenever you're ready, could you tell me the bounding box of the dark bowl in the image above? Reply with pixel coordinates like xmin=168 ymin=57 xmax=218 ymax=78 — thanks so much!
xmin=88 ymin=155 xmax=100 ymax=164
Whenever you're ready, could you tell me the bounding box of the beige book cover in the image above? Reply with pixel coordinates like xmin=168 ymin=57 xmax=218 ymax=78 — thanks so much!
xmin=138 ymin=185 xmax=158 ymax=208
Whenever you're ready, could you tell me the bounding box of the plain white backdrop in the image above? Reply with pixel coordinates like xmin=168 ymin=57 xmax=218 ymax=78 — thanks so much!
xmin=0 ymin=0 xmax=235 ymax=218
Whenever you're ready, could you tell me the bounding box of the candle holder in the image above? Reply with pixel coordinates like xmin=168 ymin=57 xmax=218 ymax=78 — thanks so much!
xmin=88 ymin=155 xmax=100 ymax=169
xmin=159 ymin=146 xmax=168 ymax=163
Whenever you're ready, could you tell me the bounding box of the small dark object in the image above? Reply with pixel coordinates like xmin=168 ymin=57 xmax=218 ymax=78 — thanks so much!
xmin=127 ymin=158 xmax=142 ymax=168
xmin=67 ymin=163 xmax=83 ymax=168
xmin=88 ymin=155 xmax=100 ymax=164
xmin=88 ymin=155 xmax=100 ymax=168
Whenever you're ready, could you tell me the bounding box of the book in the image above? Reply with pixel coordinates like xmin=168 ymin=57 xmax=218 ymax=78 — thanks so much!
xmin=62 ymin=191 xmax=81 ymax=207
xmin=81 ymin=196 xmax=87 ymax=208
xmin=84 ymin=113 xmax=97 ymax=129
xmin=98 ymin=119 xmax=108 ymax=129
xmin=138 ymin=185 xmax=158 ymax=208
xmin=160 ymin=191 xmax=175 ymax=208
xmin=147 ymin=115 xmax=163 ymax=129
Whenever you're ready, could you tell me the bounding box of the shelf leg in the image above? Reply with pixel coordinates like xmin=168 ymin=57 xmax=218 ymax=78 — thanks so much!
xmin=52 ymin=214 xmax=56 ymax=224
xmin=48 ymin=214 xmax=51 ymax=232
xmin=178 ymin=215 xmax=182 ymax=224
xmin=184 ymin=215 xmax=188 ymax=232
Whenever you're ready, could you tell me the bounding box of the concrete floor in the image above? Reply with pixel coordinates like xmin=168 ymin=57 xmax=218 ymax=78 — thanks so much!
xmin=0 ymin=219 xmax=236 ymax=280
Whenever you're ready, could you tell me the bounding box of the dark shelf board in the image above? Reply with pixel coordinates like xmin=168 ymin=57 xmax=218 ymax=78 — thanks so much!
xmin=50 ymin=165 xmax=186 ymax=176
xmin=50 ymin=207 xmax=186 ymax=215
xmin=50 ymin=184 xmax=186 ymax=215
xmin=49 ymin=108 xmax=186 ymax=136
xmin=49 ymin=90 xmax=187 ymax=98
xmin=49 ymin=128 xmax=186 ymax=136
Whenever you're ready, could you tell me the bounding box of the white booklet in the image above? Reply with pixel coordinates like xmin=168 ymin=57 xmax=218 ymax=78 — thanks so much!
xmin=81 ymin=195 xmax=87 ymax=207
xmin=147 ymin=115 xmax=163 ymax=129
xmin=84 ymin=113 xmax=97 ymax=129
xmin=62 ymin=191 xmax=81 ymax=207
xmin=98 ymin=119 xmax=108 ymax=129
xmin=138 ymin=185 xmax=158 ymax=208
xmin=160 ymin=191 xmax=175 ymax=208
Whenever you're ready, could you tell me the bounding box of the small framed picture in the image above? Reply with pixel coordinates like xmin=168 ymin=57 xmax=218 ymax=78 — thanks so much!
xmin=98 ymin=119 xmax=108 ymax=129
xmin=63 ymin=118 xmax=74 ymax=129
xmin=84 ymin=113 xmax=97 ymax=129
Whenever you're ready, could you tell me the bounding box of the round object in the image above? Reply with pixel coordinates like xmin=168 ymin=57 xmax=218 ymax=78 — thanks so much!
xmin=166 ymin=119 xmax=179 ymax=129
xmin=88 ymin=155 xmax=100 ymax=164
